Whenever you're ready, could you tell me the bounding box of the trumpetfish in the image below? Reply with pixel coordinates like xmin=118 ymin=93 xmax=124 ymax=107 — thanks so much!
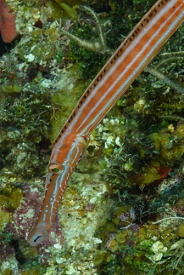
xmin=28 ymin=0 xmax=184 ymax=246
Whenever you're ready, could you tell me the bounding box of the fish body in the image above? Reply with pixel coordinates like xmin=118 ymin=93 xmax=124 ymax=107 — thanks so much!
xmin=28 ymin=0 xmax=184 ymax=246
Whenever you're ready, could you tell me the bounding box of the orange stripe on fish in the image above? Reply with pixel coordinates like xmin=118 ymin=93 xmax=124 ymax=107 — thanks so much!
xmin=28 ymin=0 xmax=184 ymax=246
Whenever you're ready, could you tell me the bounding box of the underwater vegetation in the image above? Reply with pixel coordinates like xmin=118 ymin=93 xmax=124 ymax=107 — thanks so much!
xmin=0 ymin=0 xmax=183 ymax=274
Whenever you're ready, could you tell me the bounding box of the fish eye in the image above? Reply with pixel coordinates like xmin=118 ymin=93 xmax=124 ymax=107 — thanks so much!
xmin=49 ymin=165 xmax=60 ymax=173
xmin=52 ymin=168 xmax=60 ymax=173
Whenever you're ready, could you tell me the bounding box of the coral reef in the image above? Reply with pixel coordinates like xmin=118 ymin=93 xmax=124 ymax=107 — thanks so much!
xmin=0 ymin=0 xmax=183 ymax=274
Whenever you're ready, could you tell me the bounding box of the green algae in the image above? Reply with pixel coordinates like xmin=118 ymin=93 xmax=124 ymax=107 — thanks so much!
xmin=54 ymin=0 xmax=84 ymax=5
xmin=1 ymin=268 xmax=12 ymax=275
xmin=50 ymin=64 xmax=89 ymax=141
xmin=56 ymin=2 xmax=78 ymax=20
xmin=93 ymin=251 xmax=108 ymax=266
xmin=67 ymin=19 xmax=108 ymax=78
xmin=138 ymin=165 xmax=161 ymax=187
xmin=48 ymin=1 xmax=67 ymax=20
xmin=2 ymin=85 xmax=22 ymax=93
xmin=0 ymin=187 xmax=22 ymax=211
xmin=177 ymin=223 xmax=184 ymax=238
xmin=21 ymin=266 xmax=46 ymax=275
xmin=149 ymin=127 xmax=184 ymax=164
xmin=0 ymin=208 xmax=10 ymax=232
